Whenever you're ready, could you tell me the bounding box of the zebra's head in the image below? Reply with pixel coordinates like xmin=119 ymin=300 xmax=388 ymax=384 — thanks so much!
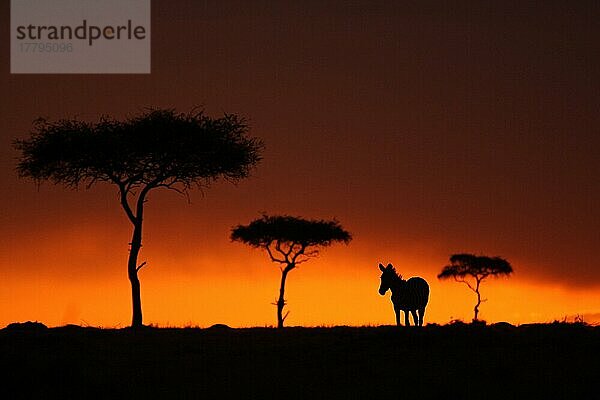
xmin=378 ymin=263 xmax=401 ymax=295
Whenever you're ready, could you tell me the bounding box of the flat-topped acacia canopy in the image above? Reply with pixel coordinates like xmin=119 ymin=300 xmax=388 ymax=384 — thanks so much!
xmin=231 ymin=214 xmax=351 ymax=248
xmin=439 ymin=254 xmax=513 ymax=279
xmin=15 ymin=109 xmax=262 ymax=190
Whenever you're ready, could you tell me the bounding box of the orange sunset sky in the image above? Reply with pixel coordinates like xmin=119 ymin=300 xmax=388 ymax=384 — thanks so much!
xmin=1 ymin=1 xmax=599 ymax=327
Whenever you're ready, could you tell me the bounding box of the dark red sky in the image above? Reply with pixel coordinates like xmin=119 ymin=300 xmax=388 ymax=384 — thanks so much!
xmin=0 ymin=0 xmax=598 ymax=326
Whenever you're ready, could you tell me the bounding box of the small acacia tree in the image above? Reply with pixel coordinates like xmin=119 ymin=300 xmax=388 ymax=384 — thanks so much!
xmin=438 ymin=253 xmax=513 ymax=322
xmin=231 ymin=215 xmax=351 ymax=328
xmin=15 ymin=108 xmax=263 ymax=328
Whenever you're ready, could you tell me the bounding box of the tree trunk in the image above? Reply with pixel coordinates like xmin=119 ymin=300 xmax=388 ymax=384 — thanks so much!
xmin=128 ymin=221 xmax=143 ymax=328
xmin=277 ymin=265 xmax=294 ymax=328
xmin=473 ymin=280 xmax=482 ymax=322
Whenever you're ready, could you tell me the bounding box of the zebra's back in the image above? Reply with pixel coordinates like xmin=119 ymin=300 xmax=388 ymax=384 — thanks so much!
xmin=394 ymin=277 xmax=429 ymax=310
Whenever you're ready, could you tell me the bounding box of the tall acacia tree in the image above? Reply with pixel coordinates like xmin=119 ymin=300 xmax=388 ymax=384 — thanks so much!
xmin=231 ymin=215 xmax=351 ymax=328
xmin=15 ymin=109 xmax=263 ymax=328
xmin=438 ymin=253 xmax=513 ymax=322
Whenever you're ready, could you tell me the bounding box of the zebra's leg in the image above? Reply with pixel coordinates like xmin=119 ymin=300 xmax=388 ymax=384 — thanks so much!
xmin=418 ymin=307 xmax=426 ymax=326
xmin=394 ymin=307 xmax=401 ymax=326
xmin=404 ymin=310 xmax=410 ymax=326
xmin=410 ymin=310 xmax=418 ymax=326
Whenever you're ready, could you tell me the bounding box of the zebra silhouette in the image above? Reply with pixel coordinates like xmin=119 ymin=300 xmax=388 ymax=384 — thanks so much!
xmin=378 ymin=263 xmax=429 ymax=326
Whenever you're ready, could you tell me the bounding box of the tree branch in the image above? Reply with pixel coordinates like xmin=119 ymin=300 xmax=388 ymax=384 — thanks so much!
xmin=284 ymin=241 xmax=297 ymax=258
xmin=290 ymin=244 xmax=307 ymax=264
xmin=265 ymin=241 xmax=287 ymax=264
xmin=117 ymin=182 xmax=137 ymax=224
xmin=156 ymin=181 xmax=191 ymax=203
xmin=135 ymin=177 xmax=164 ymax=220
xmin=304 ymin=248 xmax=319 ymax=258
xmin=475 ymin=275 xmax=487 ymax=292
xmin=123 ymin=173 xmax=143 ymax=187
xmin=454 ymin=275 xmax=476 ymax=292
xmin=85 ymin=176 xmax=99 ymax=190
xmin=106 ymin=174 xmax=136 ymax=224
xmin=275 ymin=240 xmax=291 ymax=264
xmin=136 ymin=261 xmax=147 ymax=272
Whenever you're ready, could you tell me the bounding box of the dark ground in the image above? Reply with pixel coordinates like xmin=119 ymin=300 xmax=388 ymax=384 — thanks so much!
xmin=1 ymin=322 xmax=598 ymax=399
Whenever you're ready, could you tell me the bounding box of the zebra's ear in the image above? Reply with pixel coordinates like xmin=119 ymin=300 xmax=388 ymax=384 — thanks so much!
xmin=387 ymin=263 xmax=393 ymax=269
xmin=379 ymin=263 xmax=385 ymax=272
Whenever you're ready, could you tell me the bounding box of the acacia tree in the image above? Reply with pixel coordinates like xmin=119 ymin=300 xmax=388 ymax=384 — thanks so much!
xmin=438 ymin=253 xmax=513 ymax=322
xmin=15 ymin=109 xmax=263 ymax=328
xmin=231 ymin=215 xmax=351 ymax=328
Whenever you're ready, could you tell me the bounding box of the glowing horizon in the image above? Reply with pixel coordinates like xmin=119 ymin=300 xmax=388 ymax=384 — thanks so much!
xmin=2 ymin=224 xmax=598 ymax=328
